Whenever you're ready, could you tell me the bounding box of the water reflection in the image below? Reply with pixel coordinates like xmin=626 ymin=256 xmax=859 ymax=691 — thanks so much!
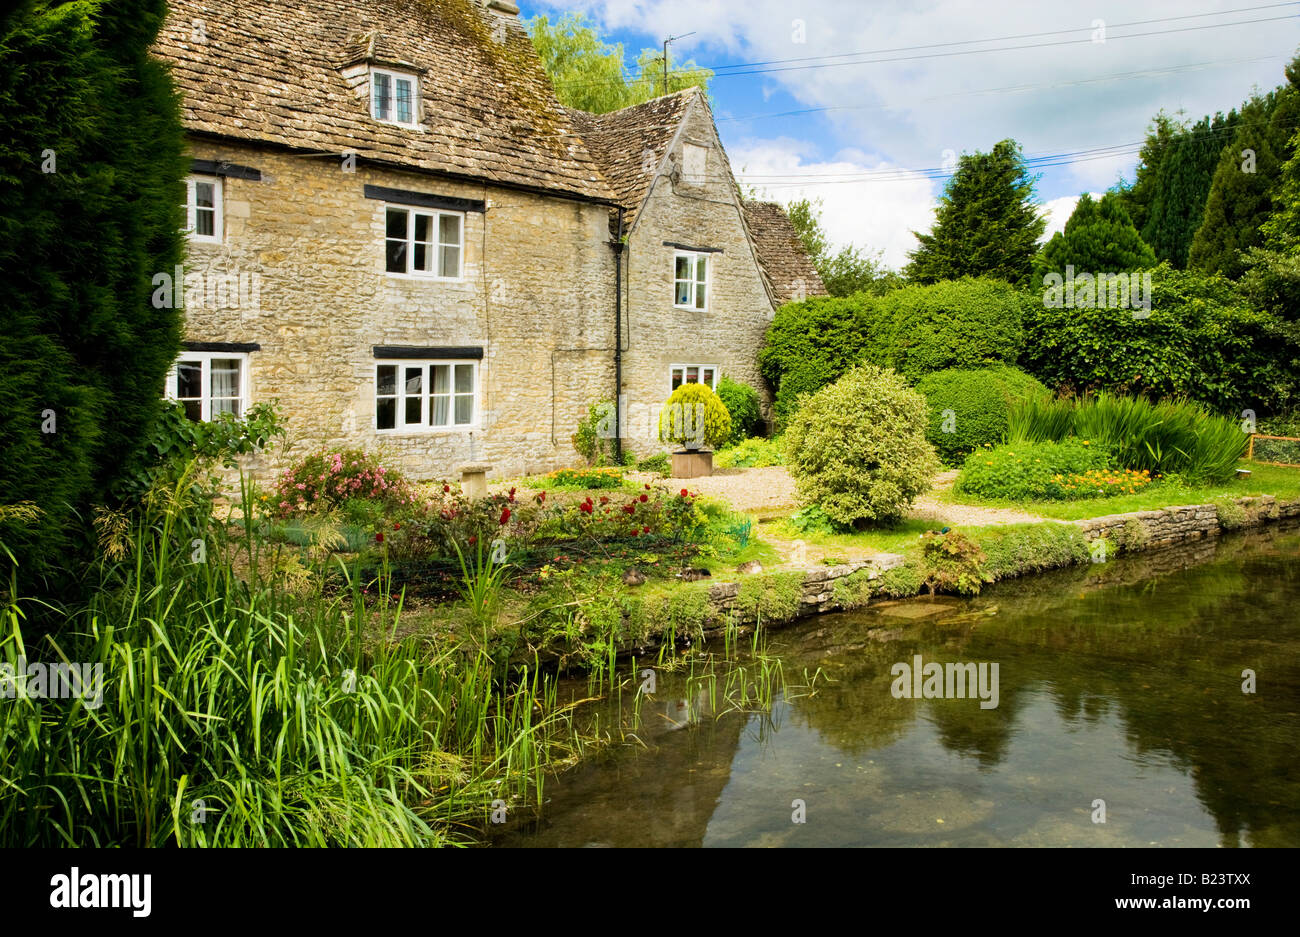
xmin=498 ymin=524 xmax=1300 ymax=848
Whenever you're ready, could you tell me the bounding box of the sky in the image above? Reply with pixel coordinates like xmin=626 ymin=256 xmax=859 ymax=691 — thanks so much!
xmin=523 ymin=0 xmax=1299 ymax=269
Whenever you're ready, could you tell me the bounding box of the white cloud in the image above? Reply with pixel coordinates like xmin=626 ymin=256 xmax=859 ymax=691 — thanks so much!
xmin=1040 ymin=193 xmax=1100 ymax=241
xmin=526 ymin=1 xmax=1294 ymax=261
xmin=731 ymin=138 xmax=936 ymax=269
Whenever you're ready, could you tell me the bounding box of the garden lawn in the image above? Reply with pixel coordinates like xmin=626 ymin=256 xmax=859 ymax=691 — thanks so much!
xmin=940 ymin=460 xmax=1300 ymax=521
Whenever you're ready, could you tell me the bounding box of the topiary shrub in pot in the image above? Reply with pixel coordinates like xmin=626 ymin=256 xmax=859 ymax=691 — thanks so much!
xmin=783 ymin=365 xmax=940 ymax=528
xmin=659 ymin=383 xmax=732 ymax=478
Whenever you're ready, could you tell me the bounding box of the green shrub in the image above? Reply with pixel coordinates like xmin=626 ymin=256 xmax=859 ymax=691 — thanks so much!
xmin=759 ymin=295 xmax=877 ymax=427
xmin=715 ymin=436 xmax=784 ymax=468
xmin=716 ymin=374 xmax=763 ymax=444
xmin=1009 ymin=393 xmax=1250 ymax=483
xmin=636 ymin=451 xmax=670 ymax=474
xmin=535 ymin=467 xmax=624 ymax=489
xmin=784 ymin=365 xmax=939 ymax=528
xmin=955 ymin=438 xmax=1114 ymax=501
xmin=920 ymin=529 xmax=987 ymax=596
xmin=868 ymin=278 xmax=1031 ymax=382
xmin=572 ymin=400 xmax=617 ymax=466
xmin=659 ymin=383 xmax=731 ymax=451
xmin=976 ymin=523 xmax=1091 ymax=581
xmin=915 ymin=366 xmax=1047 ymax=464
xmin=1022 ymin=265 xmax=1298 ymax=414
xmin=1117 ymin=517 xmax=1151 ymax=552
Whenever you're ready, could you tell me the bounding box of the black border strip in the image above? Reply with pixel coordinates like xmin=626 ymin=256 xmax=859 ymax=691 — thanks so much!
xmin=191 ymin=159 xmax=262 ymax=182
xmin=663 ymin=241 xmax=723 ymax=253
xmin=182 ymin=341 xmax=261 ymax=353
xmin=364 ymin=185 xmax=486 ymax=213
xmin=373 ymin=345 xmax=484 ymax=360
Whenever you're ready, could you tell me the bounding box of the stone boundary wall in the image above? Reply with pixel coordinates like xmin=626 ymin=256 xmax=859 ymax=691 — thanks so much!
xmin=681 ymin=495 xmax=1300 ymax=634
xmin=1074 ymin=495 xmax=1300 ymax=547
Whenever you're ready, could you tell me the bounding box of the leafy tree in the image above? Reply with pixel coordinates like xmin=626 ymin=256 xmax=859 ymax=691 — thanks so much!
xmin=1190 ymin=58 xmax=1300 ymax=277
xmin=905 ymin=140 xmax=1046 ymax=287
xmin=786 ymin=197 xmax=903 ymax=297
xmin=1033 ymin=192 xmax=1156 ymax=282
xmin=0 ymin=0 xmax=187 ymax=591
xmin=528 ymin=13 xmax=711 ymax=113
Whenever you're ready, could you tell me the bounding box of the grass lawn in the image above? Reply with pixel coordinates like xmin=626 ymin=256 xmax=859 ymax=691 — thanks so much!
xmin=939 ymin=460 xmax=1300 ymax=520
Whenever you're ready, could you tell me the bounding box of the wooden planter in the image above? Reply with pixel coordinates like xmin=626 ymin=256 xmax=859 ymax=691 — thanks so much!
xmin=671 ymin=450 xmax=713 ymax=478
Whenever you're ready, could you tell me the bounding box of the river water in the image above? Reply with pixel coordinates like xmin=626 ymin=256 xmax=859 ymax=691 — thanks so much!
xmin=497 ymin=524 xmax=1300 ymax=847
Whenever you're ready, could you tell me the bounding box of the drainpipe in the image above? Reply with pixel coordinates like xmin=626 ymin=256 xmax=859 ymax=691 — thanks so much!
xmin=612 ymin=207 xmax=626 ymax=464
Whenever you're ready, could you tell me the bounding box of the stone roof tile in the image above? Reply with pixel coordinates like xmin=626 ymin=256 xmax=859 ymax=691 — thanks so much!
xmin=742 ymin=200 xmax=829 ymax=305
xmin=155 ymin=0 xmax=615 ymax=203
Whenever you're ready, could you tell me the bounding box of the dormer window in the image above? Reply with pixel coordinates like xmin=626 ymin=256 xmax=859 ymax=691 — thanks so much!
xmin=371 ymin=68 xmax=418 ymax=126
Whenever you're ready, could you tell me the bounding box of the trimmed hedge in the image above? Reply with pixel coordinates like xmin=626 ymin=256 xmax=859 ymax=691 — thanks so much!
xmin=915 ymin=365 xmax=1048 ymax=464
xmin=760 ymin=278 xmax=1032 ymax=426
xmin=1022 ymin=264 xmax=1297 ymax=414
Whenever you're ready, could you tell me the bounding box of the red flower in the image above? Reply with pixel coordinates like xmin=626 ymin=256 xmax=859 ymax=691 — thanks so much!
xmin=680 ymin=488 xmax=689 ymax=497
xmin=644 ymin=483 xmax=651 ymax=490
xmin=639 ymin=493 xmax=648 ymax=503
xmin=468 ymin=536 xmax=477 ymax=545
xmin=579 ymin=501 xmax=593 ymax=514
xmin=642 ymin=526 xmax=650 ymax=534
xmin=623 ymin=504 xmax=635 ymax=515
xmin=375 ymin=532 xmax=384 ymax=543
xmin=508 ymin=486 xmax=516 ymax=502
xmin=599 ymin=496 xmax=609 ymax=504
xmin=393 ymin=522 xmax=401 ymax=530
xmin=443 ymin=484 xmax=450 ymax=493
xmin=632 ymin=529 xmax=640 ymax=537
xmin=499 ymin=506 xmax=511 ymax=525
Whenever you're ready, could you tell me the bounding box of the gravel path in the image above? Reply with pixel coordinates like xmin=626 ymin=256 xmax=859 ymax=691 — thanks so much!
xmin=626 ymin=465 xmax=1047 ymax=527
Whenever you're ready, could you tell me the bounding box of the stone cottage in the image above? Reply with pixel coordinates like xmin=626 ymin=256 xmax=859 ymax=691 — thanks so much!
xmin=154 ymin=0 xmax=822 ymax=480
xmin=567 ymin=90 xmax=827 ymax=454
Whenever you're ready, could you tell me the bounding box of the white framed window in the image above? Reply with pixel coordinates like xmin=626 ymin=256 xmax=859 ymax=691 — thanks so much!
xmin=682 ymin=143 xmax=708 ymax=184
xmin=670 ymin=363 xmax=718 ymax=392
xmin=385 ymin=206 xmax=462 ymax=278
xmin=166 ymin=352 xmax=249 ymax=421
xmin=185 ymin=175 xmax=223 ymax=243
xmin=371 ymin=68 xmax=419 ymax=126
xmin=376 ymin=360 xmax=476 ymax=432
xmin=674 ymin=251 xmax=709 ymax=311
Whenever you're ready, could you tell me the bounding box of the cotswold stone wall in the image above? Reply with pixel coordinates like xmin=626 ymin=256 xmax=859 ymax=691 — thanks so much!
xmin=618 ymin=100 xmax=777 ymax=453
xmin=180 ymin=140 xmax=616 ymax=482
xmin=1075 ymin=495 xmax=1300 ymax=547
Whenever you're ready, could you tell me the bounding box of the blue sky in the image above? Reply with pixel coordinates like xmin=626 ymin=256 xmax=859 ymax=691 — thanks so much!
xmin=524 ymin=0 xmax=1299 ymax=268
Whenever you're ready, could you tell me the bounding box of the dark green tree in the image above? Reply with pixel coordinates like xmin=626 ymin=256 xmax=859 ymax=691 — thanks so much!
xmin=905 ymin=140 xmax=1046 ymax=288
xmin=1115 ymin=111 xmax=1182 ymax=234
xmin=1033 ymin=192 xmax=1156 ymax=282
xmin=1141 ymin=112 xmax=1239 ymax=267
xmin=1190 ymin=58 xmax=1300 ymax=278
xmin=0 ymin=0 xmax=187 ymax=592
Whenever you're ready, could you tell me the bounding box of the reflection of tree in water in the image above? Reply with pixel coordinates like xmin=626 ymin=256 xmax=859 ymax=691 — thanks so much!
xmin=782 ymin=529 xmax=1300 ymax=845
xmin=493 ymin=681 xmax=749 ymax=848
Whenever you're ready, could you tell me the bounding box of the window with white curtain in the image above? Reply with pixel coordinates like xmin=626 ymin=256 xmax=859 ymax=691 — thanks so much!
xmin=166 ymin=352 xmax=249 ymax=421
xmin=670 ymin=364 xmax=718 ymax=391
xmin=375 ymin=360 xmax=476 ymax=432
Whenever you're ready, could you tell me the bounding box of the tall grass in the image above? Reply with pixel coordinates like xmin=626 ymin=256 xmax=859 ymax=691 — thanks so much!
xmin=1008 ymin=394 xmax=1249 ymax=483
xmin=0 ymin=471 xmax=586 ymax=847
